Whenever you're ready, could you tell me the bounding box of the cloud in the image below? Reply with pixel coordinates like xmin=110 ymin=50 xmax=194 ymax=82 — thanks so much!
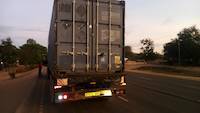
xmin=162 ymin=18 xmax=173 ymax=25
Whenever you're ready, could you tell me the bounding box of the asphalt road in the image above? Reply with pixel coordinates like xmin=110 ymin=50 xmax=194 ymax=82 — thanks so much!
xmin=0 ymin=69 xmax=200 ymax=113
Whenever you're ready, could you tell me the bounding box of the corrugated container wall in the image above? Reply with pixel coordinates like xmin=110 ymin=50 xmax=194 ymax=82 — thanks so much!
xmin=48 ymin=0 xmax=125 ymax=75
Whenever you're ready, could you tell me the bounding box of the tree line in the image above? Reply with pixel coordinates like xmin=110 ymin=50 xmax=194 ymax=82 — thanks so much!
xmin=125 ymin=26 xmax=200 ymax=66
xmin=0 ymin=38 xmax=47 ymax=67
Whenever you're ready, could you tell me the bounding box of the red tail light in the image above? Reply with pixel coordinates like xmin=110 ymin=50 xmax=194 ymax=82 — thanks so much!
xmin=63 ymin=94 xmax=68 ymax=99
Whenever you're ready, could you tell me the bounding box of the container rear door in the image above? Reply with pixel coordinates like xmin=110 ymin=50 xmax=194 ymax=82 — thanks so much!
xmin=97 ymin=0 xmax=124 ymax=72
xmin=56 ymin=0 xmax=89 ymax=72
xmin=56 ymin=0 xmax=124 ymax=73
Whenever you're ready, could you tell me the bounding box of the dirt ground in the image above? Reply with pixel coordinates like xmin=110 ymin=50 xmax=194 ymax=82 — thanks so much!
xmin=126 ymin=61 xmax=200 ymax=72
xmin=125 ymin=61 xmax=200 ymax=77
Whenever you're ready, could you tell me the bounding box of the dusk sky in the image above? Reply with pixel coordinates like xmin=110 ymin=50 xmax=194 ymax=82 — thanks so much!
xmin=0 ymin=0 xmax=200 ymax=53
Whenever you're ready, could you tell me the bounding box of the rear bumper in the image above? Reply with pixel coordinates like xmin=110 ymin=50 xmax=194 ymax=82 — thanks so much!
xmin=54 ymin=87 xmax=125 ymax=103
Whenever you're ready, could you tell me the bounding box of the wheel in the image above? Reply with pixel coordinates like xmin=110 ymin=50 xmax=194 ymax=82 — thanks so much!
xmin=50 ymin=91 xmax=55 ymax=104
xmin=49 ymin=77 xmax=55 ymax=103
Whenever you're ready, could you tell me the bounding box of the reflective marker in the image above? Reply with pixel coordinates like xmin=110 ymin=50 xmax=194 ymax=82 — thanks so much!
xmin=54 ymin=86 xmax=62 ymax=89
xmin=102 ymin=90 xmax=112 ymax=96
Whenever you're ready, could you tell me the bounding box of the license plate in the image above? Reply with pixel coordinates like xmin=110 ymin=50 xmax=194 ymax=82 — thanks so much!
xmin=85 ymin=90 xmax=112 ymax=97
xmin=85 ymin=92 xmax=101 ymax=97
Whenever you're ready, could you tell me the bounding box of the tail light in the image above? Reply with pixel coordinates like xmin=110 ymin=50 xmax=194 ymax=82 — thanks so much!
xmin=63 ymin=94 xmax=68 ymax=99
xmin=57 ymin=93 xmax=68 ymax=101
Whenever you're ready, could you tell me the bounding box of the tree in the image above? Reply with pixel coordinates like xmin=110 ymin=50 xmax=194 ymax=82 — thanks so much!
xmin=163 ymin=39 xmax=179 ymax=63
xmin=124 ymin=46 xmax=134 ymax=60
xmin=0 ymin=37 xmax=18 ymax=64
xmin=19 ymin=39 xmax=47 ymax=65
xmin=0 ymin=45 xmax=2 ymax=62
xmin=1 ymin=37 xmax=12 ymax=46
xmin=27 ymin=38 xmax=36 ymax=45
xmin=164 ymin=26 xmax=200 ymax=65
xmin=140 ymin=38 xmax=156 ymax=61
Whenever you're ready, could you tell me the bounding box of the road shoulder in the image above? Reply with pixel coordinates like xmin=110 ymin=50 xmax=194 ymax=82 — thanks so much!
xmin=126 ymin=69 xmax=200 ymax=82
xmin=0 ymin=68 xmax=38 ymax=81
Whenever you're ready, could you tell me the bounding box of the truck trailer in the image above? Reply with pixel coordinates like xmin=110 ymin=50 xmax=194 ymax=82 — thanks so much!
xmin=48 ymin=0 xmax=126 ymax=103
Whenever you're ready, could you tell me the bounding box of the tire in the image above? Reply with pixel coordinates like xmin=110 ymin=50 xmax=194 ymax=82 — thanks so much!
xmin=49 ymin=77 xmax=55 ymax=104
xmin=50 ymin=92 xmax=55 ymax=104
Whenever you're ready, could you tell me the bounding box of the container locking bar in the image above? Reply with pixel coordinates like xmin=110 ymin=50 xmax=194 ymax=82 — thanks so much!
xmin=72 ymin=0 xmax=76 ymax=72
xmin=96 ymin=0 xmax=99 ymax=71
xmin=86 ymin=0 xmax=90 ymax=71
xmin=108 ymin=0 xmax=112 ymax=71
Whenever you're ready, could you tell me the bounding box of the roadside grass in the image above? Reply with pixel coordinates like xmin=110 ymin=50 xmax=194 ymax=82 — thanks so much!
xmin=136 ymin=66 xmax=200 ymax=77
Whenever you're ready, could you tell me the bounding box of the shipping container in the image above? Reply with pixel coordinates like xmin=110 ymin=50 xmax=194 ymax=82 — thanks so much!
xmin=48 ymin=0 xmax=126 ymax=103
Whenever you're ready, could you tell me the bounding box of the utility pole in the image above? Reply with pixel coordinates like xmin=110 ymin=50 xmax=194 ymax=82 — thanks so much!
xmin=178 ymin=39 xmax=181 ymax=65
